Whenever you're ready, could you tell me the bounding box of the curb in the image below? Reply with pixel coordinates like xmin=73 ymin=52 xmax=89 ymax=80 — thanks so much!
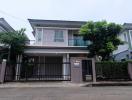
xmin=0 ymin=82 xmax=86 ymax=88
xmin=84 ymin=81 xmax=132 ymax=87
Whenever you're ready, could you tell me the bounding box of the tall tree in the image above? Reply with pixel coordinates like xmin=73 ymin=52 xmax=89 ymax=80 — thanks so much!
xmin=80 ymin=21 xmax=123 ymax=61
xmin=0 ymin=28 xmax=28 ymax=62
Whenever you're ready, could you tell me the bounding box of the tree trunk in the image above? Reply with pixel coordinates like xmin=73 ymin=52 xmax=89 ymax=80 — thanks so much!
xmin=7 ymin=46 xmax=11 ymax=62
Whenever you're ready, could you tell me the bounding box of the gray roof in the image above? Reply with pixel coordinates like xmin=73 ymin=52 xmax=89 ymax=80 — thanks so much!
xmin=123 ymin=23 xmax=132 ymax=30
xmin=28 ymin=19 xmax=87 ymax=30
xmin=0 ymin=18 xmax=15 ymax=32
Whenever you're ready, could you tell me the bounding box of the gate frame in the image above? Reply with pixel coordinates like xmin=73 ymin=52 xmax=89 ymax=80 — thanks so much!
xmin=70 ymin=57 xmax=96 ymax=83
xmin=81 ymin=58 xmax=96 ymax=82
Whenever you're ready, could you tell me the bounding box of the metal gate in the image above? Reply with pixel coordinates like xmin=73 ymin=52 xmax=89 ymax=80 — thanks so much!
xmin=82 ymin=60 xmax=93 ymax=81
xmin=5 ymin=62 xmax=71 ymax=82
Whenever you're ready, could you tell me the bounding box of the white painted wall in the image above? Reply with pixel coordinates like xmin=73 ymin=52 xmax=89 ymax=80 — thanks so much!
xmin=129 ymin=30 xmax=132 ymax=47
xmin=35 ymin=28 xmax=68 ymax=46
xmin=113 ymin=32 xmax=129 ymax=54
xmin=33 ymin=27 xmax=81 ymax=47
xmin=63 ymin=54 xmax=70 ymax=80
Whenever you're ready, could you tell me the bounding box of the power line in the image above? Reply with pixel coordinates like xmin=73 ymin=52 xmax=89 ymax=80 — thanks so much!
xmin=0 ymin=9 xmax=27 ymax=22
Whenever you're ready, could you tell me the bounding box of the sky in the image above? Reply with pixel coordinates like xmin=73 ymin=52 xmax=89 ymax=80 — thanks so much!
xmin=0 ymin=0 xmax=132 ymax=39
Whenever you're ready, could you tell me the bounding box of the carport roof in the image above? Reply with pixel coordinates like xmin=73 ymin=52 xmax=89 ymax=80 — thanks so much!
xmin=24 ymin=46 xmax=89 ymax=54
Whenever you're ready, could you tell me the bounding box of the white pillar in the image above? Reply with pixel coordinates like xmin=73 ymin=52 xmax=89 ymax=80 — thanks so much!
xmin=15 ymin=55 xmax=22 ymax=81
xmin=0 ymin=59 xmax=7 ymax=83
xmin=92 ymin=58 xmax=96 ymax=83
xmin=15 ymin=55 xmax=19 ymax=80
xmin=66 ymin=54 xmax=70 ymax=76
xmin=63 ymin=54 xmax=70 ymax=80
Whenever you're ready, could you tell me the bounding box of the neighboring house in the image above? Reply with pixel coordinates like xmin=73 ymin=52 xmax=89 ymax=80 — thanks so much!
xmin=21 ymin=19 xmax=89 ymax=81
xmin=0 ymin=18 xmax=15 ymax=46
xmin=0 ymin=18 xmax=15 ymax=60
xmin=113 ymin=23 xmax=132 ymax=61
xmin=0 ymin=18 xmax=14 ymax=32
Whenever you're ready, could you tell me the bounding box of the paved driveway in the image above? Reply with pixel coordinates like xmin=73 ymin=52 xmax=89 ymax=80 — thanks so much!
xmin=0 ymin=86 xmax=132 ymax=100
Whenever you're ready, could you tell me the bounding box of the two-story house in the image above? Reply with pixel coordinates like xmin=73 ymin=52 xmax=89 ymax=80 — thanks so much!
xmin=113 ymin=23 xmax=132 ymax=61
xmin=0 ymin=18 xmax=15 ymax=60
xmin=0 ymin=18 xmax=14 ymax=32
xmin=22 ymin=19 xmax=89 ymax=80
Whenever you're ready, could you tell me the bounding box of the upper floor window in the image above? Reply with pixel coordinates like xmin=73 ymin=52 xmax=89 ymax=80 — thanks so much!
xmin=36 ymin=28 xmax=43 ymax=42
xmin=124 ymin=33 xmax=128 ymax=42
xmin=54 ymin=30 xmax=64 ymax=42
xmin=129 ymin=30 xmax=132 ymax=41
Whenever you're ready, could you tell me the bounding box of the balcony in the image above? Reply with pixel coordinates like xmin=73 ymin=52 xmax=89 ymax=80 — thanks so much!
xmin=26 ymin=39 xmax=89 ymax=47
xmin=68 ymin=39 xmax=89 ymax=46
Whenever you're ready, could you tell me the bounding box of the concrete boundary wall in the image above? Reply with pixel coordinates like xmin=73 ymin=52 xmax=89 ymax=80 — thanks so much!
xmin=128 ymin=62 xmax=132 ymax=80
xmin=0 ymin=63 xmax=2 ymax=75
xmin=0 ymin=59 xmax=7 ymax=83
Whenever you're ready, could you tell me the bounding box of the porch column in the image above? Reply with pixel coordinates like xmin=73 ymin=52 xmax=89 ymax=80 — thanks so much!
xmin=63 ymin=54 xmax=69 ymax=80
xmin=66 ymin=54 xmax=70 ymax=76
xmin=15 ymin=55 xmax=22 ymax=81
xmin=37 ymin=56 xmax=41 ymax=76
xmin=92 ymin=58 xmax=96 ymax=82
xmin=0 ymin=59 xmax=7 ymax=83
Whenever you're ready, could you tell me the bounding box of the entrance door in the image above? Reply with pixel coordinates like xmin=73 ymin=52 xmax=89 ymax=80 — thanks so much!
xmin=82 ymin=60 xmax=92 ymax=81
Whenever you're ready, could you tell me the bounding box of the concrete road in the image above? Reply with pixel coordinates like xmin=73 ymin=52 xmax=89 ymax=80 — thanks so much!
xmin=0 ymin=86 xmax=132 ymax=100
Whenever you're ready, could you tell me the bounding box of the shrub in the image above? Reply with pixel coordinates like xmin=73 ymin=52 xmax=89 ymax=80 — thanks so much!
xmin=95 ymin=61 xmax=130 ymax=81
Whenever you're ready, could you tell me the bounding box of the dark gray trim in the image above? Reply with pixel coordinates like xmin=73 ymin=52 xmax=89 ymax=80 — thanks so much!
xmin=25 ymin=45 xmax=87 ymax=50
xmin=123 ymin=23 xmax=132 ymax=30
xmin=28 ymin=19 xmax=87 ymax=30
xmin=0 ymin=18 xmax=15 ymax=32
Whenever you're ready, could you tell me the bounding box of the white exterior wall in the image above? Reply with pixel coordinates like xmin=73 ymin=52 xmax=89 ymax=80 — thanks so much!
xmin=63 ymin=54 xmax=70 ymax=79
xmin=33 ymin=27 xmax=81 ymax=47
xmin=129 ymin=30 xmax=132 ymax=47
xmin=35 ymin=28 xmax=69 ymax=47
xmin=113 ymin=33 xmax=129 ymax=55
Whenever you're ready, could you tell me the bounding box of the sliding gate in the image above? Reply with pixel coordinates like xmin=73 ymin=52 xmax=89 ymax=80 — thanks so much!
xmin=20 ymin=62 xmax=71 ymax=81
xmin=5 ymin=62 xmax=71 ymax=82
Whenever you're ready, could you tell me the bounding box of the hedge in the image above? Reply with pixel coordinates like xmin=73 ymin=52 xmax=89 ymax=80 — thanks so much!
xmin=95 ymin=61 xmax=130 ymax=81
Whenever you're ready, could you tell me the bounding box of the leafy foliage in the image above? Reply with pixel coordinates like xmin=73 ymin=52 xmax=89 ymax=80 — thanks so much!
xmin=80 ymin=21 xmax=123 ymax=60
xmin=0 ymin=29 xmax=28 ymax=62
xmin=95 ymin=61 xmax=130 ymax=81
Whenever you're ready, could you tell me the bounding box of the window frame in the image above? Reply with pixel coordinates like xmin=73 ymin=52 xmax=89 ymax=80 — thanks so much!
xmin=123 ymin=32 xmax=128 ymax=42
xmin=129 ymin=30 xmax=132 ymax=47
xmin=35 ymin=28 xmax=43 ymax=44
xmin=54 ymin=30 xmax=64 ymax=42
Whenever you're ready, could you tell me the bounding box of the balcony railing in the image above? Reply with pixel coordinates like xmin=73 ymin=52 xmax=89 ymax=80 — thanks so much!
xmin=26 ymin=39 xmax=90 ymax=46
xmin=68 ymin=39 xmax=89 ymax=46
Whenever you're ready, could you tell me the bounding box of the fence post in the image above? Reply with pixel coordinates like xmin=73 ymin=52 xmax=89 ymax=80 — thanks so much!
xmin=70 ymin=57 xmax=83 ymax=83
xmin=92 ymin=59 xmax=96 ymax=82
xmin=15 ymin=55 xmax=22 ymax=81
xmin=128 ymin=62 xmax=132 ymax=80
xmin=0 ymin=59 xmax=7 ymax=83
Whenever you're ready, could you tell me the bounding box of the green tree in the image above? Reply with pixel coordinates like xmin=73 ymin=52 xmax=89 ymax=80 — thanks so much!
xmin=0 ymin=28 xmax=28 ymax=62
xmin=80 ymin=21 xmax=123 ymax=61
